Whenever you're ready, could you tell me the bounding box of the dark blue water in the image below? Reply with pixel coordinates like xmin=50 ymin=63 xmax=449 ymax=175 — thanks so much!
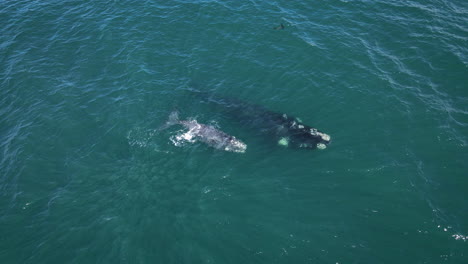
xmin=1 ymin=0 xmax=467 ymax=263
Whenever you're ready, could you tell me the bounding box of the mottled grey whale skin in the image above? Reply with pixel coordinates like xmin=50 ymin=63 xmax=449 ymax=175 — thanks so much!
xmin=165 ymin=112 xmax=247 ymax=153
xmin=194 ymin=91 xmax=331 ymax=150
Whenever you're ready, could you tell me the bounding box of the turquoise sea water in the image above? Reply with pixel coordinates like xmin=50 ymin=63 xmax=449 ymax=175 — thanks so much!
xmin=1 ymin=0 xmax=467 ymax=263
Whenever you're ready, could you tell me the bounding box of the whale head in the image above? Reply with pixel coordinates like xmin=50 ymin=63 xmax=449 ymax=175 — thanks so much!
xmin=224 ymin=137 xmax=247 ymax=153
xmin=285 ymin=121 xmax=331 ymax=150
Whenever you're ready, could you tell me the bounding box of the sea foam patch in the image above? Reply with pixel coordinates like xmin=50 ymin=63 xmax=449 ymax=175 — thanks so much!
xmin=170 ymin=129 xmax=198 ymax=147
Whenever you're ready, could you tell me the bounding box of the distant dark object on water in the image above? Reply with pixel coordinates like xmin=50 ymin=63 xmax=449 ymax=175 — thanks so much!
xmin=274 ymin=23 xmax=285 ymax=30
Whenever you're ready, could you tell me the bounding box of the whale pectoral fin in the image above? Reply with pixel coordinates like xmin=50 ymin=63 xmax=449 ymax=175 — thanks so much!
xmin=316 ymin=143 xmax=327 ymax=150
xmin=278 ymin=137 xmax=289 ymax=147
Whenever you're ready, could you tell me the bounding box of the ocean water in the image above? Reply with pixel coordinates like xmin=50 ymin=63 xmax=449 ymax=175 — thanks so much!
xmin=1 ymin=0 xmax=467 ymax=263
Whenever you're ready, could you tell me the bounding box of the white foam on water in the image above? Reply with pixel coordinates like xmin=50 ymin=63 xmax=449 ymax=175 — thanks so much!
xmin=127 ymin=127 xmax=158 ymax=148
xmin=127 ymin=127 xmax=172 ymax=153
xmin=170 ymin=129 xmax=198 ymax=147
xmin=452 ymin=234 xmax=467 ymax=241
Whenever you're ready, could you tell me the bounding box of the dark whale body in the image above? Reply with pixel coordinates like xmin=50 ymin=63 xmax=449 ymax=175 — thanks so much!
xmin=195 ymin=92 xmax=331 ymax=150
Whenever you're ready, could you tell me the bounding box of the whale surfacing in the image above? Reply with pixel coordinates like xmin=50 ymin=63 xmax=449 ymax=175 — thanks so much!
xmin=165 ymin=112 xmax=247 ymax=153
xmin=191 ymin=91 xmax=331 ymax=150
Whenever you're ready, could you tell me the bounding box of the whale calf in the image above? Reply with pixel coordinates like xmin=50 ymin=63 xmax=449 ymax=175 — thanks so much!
xmin=193 ymin=91 xmax=331 ymax=150
xmin=164 ymin=111 xmax=247 ymax=153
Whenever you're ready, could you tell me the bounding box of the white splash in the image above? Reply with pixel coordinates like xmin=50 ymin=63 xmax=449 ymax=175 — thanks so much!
xmin=169 ymin=127 xmax=198 ymax=147
xmin=452 ymin=234 xmax=467 ymax=241
xmin=127 ymin=127 xmax=158 ymax=148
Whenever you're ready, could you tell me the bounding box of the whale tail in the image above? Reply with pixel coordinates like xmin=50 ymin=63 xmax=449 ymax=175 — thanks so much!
xmin=158 ymin=111 xmax=180 ymax=131
xmin=167 ymin=111 xmax=179 ymax=125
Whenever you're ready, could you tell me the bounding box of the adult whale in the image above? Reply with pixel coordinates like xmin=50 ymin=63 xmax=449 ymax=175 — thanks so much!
xmin=192 ymin=91 xmax=331 ymax=150
xmin=163 ymin=111 xmax=247 ymax=153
